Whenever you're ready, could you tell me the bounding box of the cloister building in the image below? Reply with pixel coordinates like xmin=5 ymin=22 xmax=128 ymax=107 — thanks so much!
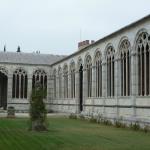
xmin=0 ymin=15 xmax=150 ymax=125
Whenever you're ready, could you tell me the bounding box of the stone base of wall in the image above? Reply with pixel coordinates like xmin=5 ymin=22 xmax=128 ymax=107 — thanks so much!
xmin=50 ymin=96 xmax=150 ymax=126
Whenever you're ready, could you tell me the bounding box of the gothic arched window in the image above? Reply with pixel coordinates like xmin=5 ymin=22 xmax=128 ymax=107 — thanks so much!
xmin=70 ymin=61 xmax=76 ymax=98
xmin=136 ymin=32 xmax=150 ymax=96
xmin=106 ymin=45 xmax=115 ymax=97
xmin=86 ymin=55 xmax=92 ymax=97
xmin=63 ymin=64 xmax=68 ymax=98
xmin=12 ymin=68 xmax=28 ymax=99
xmin=94 ymin=51 xmax=102 ymax=97
xmin=32 ymin=69 xmax=47 ymax=98
xmin=119 ymin=39 xmax=130 ymax=96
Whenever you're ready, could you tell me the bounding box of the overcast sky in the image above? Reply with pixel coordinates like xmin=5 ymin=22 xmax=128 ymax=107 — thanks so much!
xmin=0 ymin=0 xmax=149 ymax=55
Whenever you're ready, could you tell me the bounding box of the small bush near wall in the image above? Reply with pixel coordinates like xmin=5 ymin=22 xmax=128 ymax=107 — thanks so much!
xmin=143 ymin=125 xmax=150 ymax=133
xmin=70 ymin=112 xmax=150 ymax=133
xmin=89 ymin=115 xmax=97 ymax=123
xmin=78 ymin=114 xmax=85 ymax=120
xmin=130 ymin=122 xmax=140 ymax=131
xmin=69 ymin=113 xmax=77 ymax=119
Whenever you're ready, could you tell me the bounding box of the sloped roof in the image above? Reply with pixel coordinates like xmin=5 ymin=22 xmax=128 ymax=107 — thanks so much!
xmin=0 ymin=52 xmax=66 ymax=65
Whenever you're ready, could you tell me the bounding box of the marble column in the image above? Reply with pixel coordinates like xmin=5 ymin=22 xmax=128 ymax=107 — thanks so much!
xmin=131 ymin=49 xmax=138 ymax=119
xmin=131 ymin=50 xmax=139 ymax=96
xmin=56 ymin=76 xmax=59 ymax=99
xmin=49 ymin=75 xmax=54 ymax=102
xmin=7 ymin=73 xmax=13 ymax=104
xmin=68 ymin=73 xmax=71 ymax=98
xmin=144 ymin=50 xmax=147 ymax=95
xmin=83 ymin=68 xmax=87 ymax=111
xmin=62 ymin=75 xmax=65 ymax=99
xmin=75 ymin=70 xmax=79 ymax=113
xmin=46 ymin=74 xmax=51 ymax=102
xmin=102 ymin=58 xmax=106 ymax=117
xmin=102 ymin=59 xmax=107 ymax=97
xmin=92 ymin=65 xmax=96 ymax=97
xmin=27 ymin=75 xmax=32 ymax=101
xmin=114 ymin=57 xmax=119 ymax=118
xmin=114 ymin=57 xmax=119 ymax=97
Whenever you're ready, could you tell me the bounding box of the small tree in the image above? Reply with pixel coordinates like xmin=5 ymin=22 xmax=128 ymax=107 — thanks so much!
xmin=29 ymin=81 xmax=47 ymax=131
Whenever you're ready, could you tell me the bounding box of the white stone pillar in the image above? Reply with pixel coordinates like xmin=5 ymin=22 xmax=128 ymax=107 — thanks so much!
xmin=75 ymin=70 xmax=79 ymax=113
xmin=126 ymin=53 xmax=128 ymax=96
xmin=56 ymin=76 xmax=59 ymax=99
xmin=144 ymin=50 xmax=147 ymax=95
xmin=114 ymin=57 xmax=119 ymax=97
xmin=102 ymin=59 xmax=107 ymax=97
xmin=49 ymin=75 xmax=54 ymax=102
xmin=111 ymin=57 xmax=113 ymax=97
xmin=92 ymin=65 xmax=96 ymax=97
xmin=149 ymin=50 xmax=150 ymax=95
xmin=46 ymin=74 xmax=51 ymax=103
xmin=68 ymin=73 xmax=71 ymax=98
xmin=122 ymin=56 xmax=124 ymax=96
xmin=83 ymin=68 xmax=87 ymax=111
xmin=114 ymin=57 xmax=119 ymax=118
xmin=27 ymin=75 xmax=32 ymax=101
xmin=62 ymin=75 xmax=65 ymax=99
xmin=140 ymin=50 xmax=142 ymax=95
xmin=7 ymin=74 xmax=13 ymax=104
xmin=131 ymin=50 xmax=139 ymax=96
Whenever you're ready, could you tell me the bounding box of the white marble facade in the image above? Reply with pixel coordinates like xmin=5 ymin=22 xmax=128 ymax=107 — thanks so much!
xmin=0 ymin=15 xmax=150 ymax=125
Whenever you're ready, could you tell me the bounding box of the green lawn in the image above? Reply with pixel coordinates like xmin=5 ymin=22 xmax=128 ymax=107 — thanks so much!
xmin=0 ymin=117 xmax=150 ymax=150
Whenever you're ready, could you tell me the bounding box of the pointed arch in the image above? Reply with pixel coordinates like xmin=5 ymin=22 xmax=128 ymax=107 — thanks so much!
xmin=63 ymin=64 xmax=68 ymax=98
xmin=12 ymin=67 xmax=28 ymax=99
xmin=135 ymin=30 xmax=150 ymax=96
xmin=70 ymin=60 xmax=76 ymax=98
xmin=94 ymin=50 xmax=102 ymax=97
xmin=85 ymin=54 xmax=92 ymax=97
xmin=105 ymin=44 xmax=115 ymax=97
xmin=118 ymin=37 xmax=131 ymax=96
xmin=32 ymin=68 xmax=47 ymax=98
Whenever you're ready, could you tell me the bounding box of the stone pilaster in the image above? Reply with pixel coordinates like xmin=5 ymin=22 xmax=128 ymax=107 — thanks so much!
xmin=83 ymin=68 xmax=87 ymax=111
xmin=92 ymin=65 xmax=96 ymax=97
xmin=68 ymin=73 xmax=71 ymax=98
xmin=102 ymin=59 xmax=107 ymax=97
xmin=62 ymin=75 xmax=65 ymax=98
xmin=114 ymin=57 xmax=119 ymax=97
xmin=131 ymin=50 xmax=138 ymax=96
xmin=75 ymin=71 xmax=79 ymax=113
xmin=27 ymin=75 xmax=32 ymax=101
xmin=7 ymin=73 xmax=13 ymax=103
xmin=46 ymin=75 xmax=51 ymax=102
xmin=56 ymin=76 xmax=59 ymax=99
xmin=49 ymin=75 xmax=54 ymax=102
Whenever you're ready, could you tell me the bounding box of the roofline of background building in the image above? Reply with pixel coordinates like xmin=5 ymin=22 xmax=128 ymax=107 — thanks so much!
xmin=51 ymin=14 xmax=150 ymax=66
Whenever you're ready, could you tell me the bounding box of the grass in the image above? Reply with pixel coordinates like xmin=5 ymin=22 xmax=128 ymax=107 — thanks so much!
xmin=0 ymin=117 xmax=150 ymax=150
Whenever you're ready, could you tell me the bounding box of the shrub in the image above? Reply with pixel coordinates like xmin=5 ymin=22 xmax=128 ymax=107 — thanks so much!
xmin=79 ymin=114 xmax=85 ymax=120
xmin=102 ymin=118 xmax=112 ymax=126
xmin=29 ymin=81 xmax=48 ymax=131
xmin=130 ymin=122 xmax=140 ymax=131
xmin=69 ymin=113 xmax=77 ymax=119
xmin=89 ymin=116 xmax=97 ymax=123
xmin=143 ymin=125 xmax=149 ymax=133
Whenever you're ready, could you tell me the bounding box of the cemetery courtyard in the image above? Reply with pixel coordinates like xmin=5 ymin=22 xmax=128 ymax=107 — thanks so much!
xmin=0 ymin=116 xmax=150 ymax=150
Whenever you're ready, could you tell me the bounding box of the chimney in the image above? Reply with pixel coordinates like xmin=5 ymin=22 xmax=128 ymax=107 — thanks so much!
xmin=78 ymin=40 xmax=89 ymax=50
xmin=78 ymin=40 xmax=95 ymax=50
